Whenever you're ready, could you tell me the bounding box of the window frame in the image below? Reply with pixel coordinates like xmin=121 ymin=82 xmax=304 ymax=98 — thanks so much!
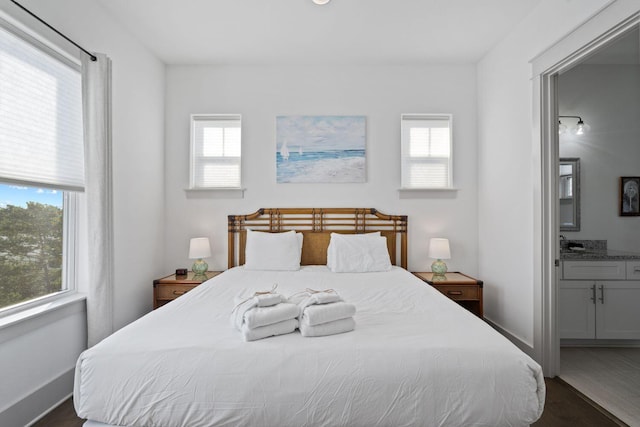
xmin=0 ymin=187 xmax=79 ymax=318
xmin=0 ymin=17 xmax=81 ymax=318
xmin=400 ymin=113 xmax=454 ymax=190
xmin=189 ymin=114 xmax=243 ymax=190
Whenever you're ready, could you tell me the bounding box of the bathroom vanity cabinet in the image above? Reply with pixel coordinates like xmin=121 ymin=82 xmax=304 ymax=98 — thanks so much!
xmin=559 ymin=260 xmax=640 ymax=340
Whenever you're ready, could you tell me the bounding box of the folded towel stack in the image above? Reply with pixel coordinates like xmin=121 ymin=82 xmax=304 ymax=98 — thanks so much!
xmin=291 ymin=289 xmax=356 ymax=337
xmin=231 ymin=287 xmax=299 ymax=341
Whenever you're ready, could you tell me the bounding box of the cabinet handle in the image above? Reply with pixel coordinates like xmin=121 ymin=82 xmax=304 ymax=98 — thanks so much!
xmin=634 ymin=267 xmax=640 ymax=273
xmin=173 ymin=290 xmax=188 ymax=296
xmin=446 ymin=290 xmax=463 ymax=296
xmin=598 ymin=285 xmax=604 ymax=304
xmin=590 ymin=284 xmax=596 ymax=304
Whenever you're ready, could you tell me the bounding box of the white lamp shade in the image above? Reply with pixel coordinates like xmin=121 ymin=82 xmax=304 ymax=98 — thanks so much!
xmin=189 ymin=237 xmax=211 ymax=259
xmin=428 ymin=238 xmax=450 ymax=260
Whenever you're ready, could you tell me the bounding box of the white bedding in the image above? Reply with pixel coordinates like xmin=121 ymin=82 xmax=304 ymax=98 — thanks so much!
xmin=74 ymin=266 xmax=545 ymax=427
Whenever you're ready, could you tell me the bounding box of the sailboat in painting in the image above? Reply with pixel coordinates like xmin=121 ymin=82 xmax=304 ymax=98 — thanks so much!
xmin=298 ymin=146 xmax=303 ymax=156
xmin=280 ymin=140 xmax=289 ymax=160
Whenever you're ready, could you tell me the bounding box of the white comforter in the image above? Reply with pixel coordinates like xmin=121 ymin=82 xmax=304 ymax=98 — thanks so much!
xmin=74 ymin=266 xmax=545 ymax=427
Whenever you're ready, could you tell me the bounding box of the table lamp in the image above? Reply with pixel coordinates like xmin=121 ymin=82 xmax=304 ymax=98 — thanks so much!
xmin=428 ymin=238 xmax=450 ymax=279
xmin=189 ymin=237 xmax=211 ymax=277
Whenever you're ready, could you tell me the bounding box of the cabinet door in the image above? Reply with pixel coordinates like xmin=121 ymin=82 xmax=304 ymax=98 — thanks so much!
xmin=596 ymin=281 xmax=640 ymax=339
xmin=558 ymin=280 xmax=596 ymax=339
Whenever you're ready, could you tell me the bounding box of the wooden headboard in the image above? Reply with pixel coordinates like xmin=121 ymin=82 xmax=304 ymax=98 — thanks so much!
xmin=228 ymin=208 xmax=408 ymax=269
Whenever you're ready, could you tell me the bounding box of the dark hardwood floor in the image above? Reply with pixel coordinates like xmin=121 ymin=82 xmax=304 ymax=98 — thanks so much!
xmin=32 ymin=397 xmax=84 ymax=427
xmin=34 ymin=378 xmax=627 ymax=427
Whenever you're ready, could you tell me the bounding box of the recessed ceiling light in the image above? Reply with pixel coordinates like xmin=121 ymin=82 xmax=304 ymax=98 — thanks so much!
xmin=313 ymin=0 xmax=331 ymax=4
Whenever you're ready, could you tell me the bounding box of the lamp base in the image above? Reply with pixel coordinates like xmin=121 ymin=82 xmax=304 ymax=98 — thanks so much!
xmin=431 ymin=259 xmax=448 ymax=279
xmin=192 ymin=259 xmax=208 ymax=276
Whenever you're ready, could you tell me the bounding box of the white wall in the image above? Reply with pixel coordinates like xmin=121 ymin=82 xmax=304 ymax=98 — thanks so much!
xmin=559 ymin=64 xmax=640 ymax=251
xmin=0 ymin=0 xmax=165 ymax=424
xmin=476 ymin=0 xmax=612 ymax=352
xmin=9 ymin=0 xmax=167 ymax=329
xmin=165 ymin=64 xmax=479 ymax=275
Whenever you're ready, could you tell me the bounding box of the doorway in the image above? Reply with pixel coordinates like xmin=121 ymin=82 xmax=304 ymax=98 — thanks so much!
xmin=540 ymin=15 xmax=640 ymax=426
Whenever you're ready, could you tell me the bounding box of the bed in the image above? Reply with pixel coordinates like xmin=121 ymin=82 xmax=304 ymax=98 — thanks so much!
xmin=74 ymin=208 xmax=545 ymax=427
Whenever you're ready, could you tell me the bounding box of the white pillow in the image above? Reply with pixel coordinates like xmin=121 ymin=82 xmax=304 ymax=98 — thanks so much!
xmin=244 ymin=230 xmax=303 ymax=271
xmin=328 ymin=233 xmax=391 ymax=273
xmin=326 ymin=232 xmax=381 ymax=269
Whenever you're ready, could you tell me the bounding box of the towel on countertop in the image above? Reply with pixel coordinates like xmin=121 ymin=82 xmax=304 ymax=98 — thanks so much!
xmin=242 ymin=318 xmax=298 ymax=342
xmin=300 ymin=301 xmax=356 ymax=326
xmin=299 ymin=317 xmax=356 ymax=337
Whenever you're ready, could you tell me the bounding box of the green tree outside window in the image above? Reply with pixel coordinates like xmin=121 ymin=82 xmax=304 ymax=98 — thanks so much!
xmin=0 ymin=202 xmax=63 ymax=309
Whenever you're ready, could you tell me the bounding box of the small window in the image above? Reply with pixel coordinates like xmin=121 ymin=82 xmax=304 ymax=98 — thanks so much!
xmin=190 ymin=114 xmax=242 ymax=189
xmin=401 ymin=114 xmax=453 ymax=189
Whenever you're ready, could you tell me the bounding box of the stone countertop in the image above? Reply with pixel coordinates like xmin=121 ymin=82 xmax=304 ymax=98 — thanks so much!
xmin=561 ymin=249 xmax=640 ymax=260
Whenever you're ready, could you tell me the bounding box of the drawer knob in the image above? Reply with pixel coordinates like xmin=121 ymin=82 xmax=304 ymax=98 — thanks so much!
xmin=173 ymin=290 xmax=188 ymax=296
xmin=447 ymin=290 xmax=463 ymax=296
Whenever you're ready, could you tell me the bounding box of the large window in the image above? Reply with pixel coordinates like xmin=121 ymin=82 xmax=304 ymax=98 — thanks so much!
xmin=400 ymin=114 xmax=453 ymax=189
xmin=190 ymin=114 xmax=242 ymax=189
xmin=0 ymin=19 xmax=82 ymax=312
xmin=0 ymin=183 xmax=67 ymax=309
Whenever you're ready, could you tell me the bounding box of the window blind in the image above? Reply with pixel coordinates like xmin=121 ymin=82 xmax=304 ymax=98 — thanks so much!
xmin=401 ymin=114 xmax=452 ymax=189
xmin=190 ymin=114 xmax=242 ymax=189
xmin=0 ymin=22 xmax=84 ymax=191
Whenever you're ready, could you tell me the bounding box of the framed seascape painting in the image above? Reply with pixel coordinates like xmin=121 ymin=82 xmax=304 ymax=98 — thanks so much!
xmin=276 ymin=115 xmax=366 ymax=183
xmin=620 ymin=176 xmax=640 ymax=216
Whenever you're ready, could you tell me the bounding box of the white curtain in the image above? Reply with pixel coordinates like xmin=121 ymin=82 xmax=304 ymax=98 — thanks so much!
xmin=82 ymin=53 xmax=114 ymax=347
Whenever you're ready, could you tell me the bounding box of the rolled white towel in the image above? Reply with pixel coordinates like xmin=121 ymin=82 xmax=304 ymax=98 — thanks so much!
xmin=289 ymin=290 xmax=343 ymax=318
xmin=234 ymin=293 xmax=284 ymax=307
xmin=231 ymin=293 xmax=286 ymax=330
xmin=242 ymin=318 xmax=298 ymax=342
xmin=299 ymin=317 xmax=355 ymax=337
xmin=243 ymin=302 xmax=299 ymax=329
xmin=301 ymin=291 xmax=342 ymax=307
xmin=301 ymin=302 xmax=356 ymax=326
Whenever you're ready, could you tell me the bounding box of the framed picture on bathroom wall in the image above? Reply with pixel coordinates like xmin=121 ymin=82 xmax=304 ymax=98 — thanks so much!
xmin=620 ymin=176 xmax=640 ymax=216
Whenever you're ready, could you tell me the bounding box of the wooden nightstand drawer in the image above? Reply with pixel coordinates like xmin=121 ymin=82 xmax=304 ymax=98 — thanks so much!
xmin=155 ymin=283 xmax=198 ymax=300
xmin=153 ymin=271 xmax=222 ymax=309
xmin=412 ymin=271 xmax=483 ymax=318
xmin=433 ymin=284 xmax=478 ymax=300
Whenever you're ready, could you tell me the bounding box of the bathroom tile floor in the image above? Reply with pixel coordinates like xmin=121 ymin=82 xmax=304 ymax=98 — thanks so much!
xmin=560 ymin=347 xmax=640 ymax=426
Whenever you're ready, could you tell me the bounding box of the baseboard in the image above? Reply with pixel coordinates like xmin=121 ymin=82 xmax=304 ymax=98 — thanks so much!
xmin=561 ymin=339 xmax=640 ymax=348
xmin=484 ymin=317 xmax=536 ymax=359
xmin=0 ymin=367 xmax=75 ymax=427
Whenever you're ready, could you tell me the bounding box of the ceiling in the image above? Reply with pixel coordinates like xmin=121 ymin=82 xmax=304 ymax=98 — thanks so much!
xmin=95 ymin=0 xmax=542 ymax=65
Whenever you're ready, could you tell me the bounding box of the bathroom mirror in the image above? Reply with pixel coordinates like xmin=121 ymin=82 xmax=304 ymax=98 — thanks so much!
xmin=559 ymin=158 xmax=580 ymax=231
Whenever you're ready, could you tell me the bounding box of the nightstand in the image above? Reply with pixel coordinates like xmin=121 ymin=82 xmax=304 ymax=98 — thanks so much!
xmin=413 ymin=272 xmax=483 ymax=318
xmin=153 ymin=271 xmax=222 ymax=309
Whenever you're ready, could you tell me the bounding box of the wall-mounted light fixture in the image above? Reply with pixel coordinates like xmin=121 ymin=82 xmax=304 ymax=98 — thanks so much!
xmin=559 ymin=115 xmax=590 ymax=136
xmin=313 ymin=0 xmax=331 ymax=4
